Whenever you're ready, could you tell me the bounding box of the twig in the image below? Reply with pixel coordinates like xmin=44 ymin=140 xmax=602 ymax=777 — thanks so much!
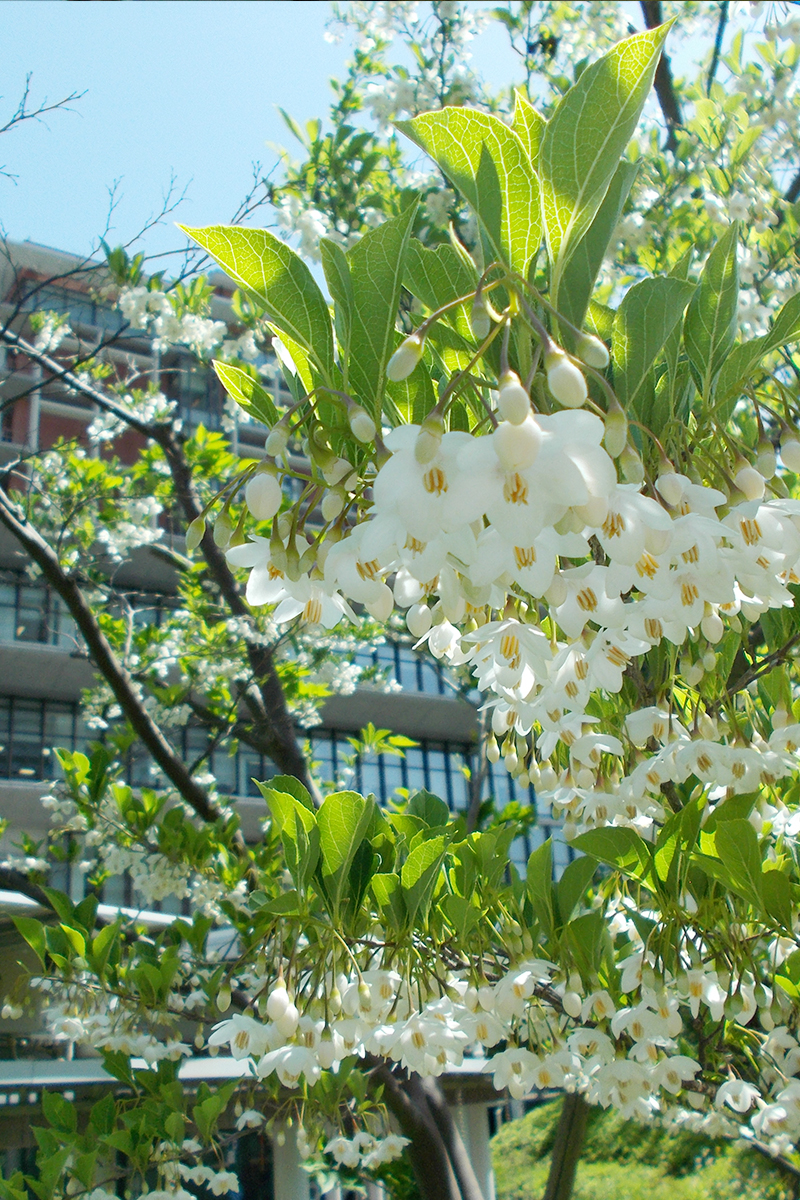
xmin=707 ymin=2 xmax=730 ymax=96
xmin=639 ymin=1 xmax=683 ymax=152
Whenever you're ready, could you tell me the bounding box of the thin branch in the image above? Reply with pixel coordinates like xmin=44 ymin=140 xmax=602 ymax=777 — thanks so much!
xmin=639 ymin=1 xmax=683 ymax=152
xmin=417 ymin=1075 xmax=486 ymax=1200
xmin=0 ymin=483 xmax=221 ymax=825
xmin=707 ymin=2 xmax=730 ymax=96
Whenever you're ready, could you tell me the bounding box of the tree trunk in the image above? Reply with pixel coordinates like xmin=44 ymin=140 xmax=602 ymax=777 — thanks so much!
xmin=542 ymin=1093 xmax=590 ymax=1200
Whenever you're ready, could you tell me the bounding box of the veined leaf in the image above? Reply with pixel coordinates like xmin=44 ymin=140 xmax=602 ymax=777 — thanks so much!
xmin=257 ymin=784 xmax=320 ymax=892
xmin=612 ymin=276 xmax=695 ymax=422
xmin=713 ymin=818 xmax=763 ymax=908
xmin=684 ymin=221 xmax=739 ymax=399
xmin=401 ymin=834 xmax=448 ymax=927
xmin=346 ymin=204 xmax=418 ymax=418
xmin=179 ymin=224 xmax=334 ymax=380
xmin=557 ymin=160 xmax=638 ymax=330
xmin=317 ymin=791 xmax=376 ymax=916
xmin=371 ymin=872 xmax=406 ymax=928
xmin=526 ymin=839 xmax=554 ymax=936
xmin=397 ymin=108 xmax=541 ymax=273
xmin=512 ymin=91 xmax=546 ymax=166
xmin=213 ymin=361 xmax=278 ymax=429
xmin=320 ymin=238 xmax=354 ymax=379
xmin=540 ymin=22 xmax=672 ymax=284
xmin=404 ymin=241 xmax=477 ymax=340
xmin=762 ymin=869 xmax=794 ymax=931
xmin=571 ymin=826 xmax=651 ymax=881
xmin=714 ymin=291 xmax=800 ymax=418
xmin=555 ymin=855 xmax=596 ymax=926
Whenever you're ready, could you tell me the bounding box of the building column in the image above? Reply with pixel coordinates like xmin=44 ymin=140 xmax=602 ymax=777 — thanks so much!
xmin=453 ymin=1098 xmax=495 ymax=1200
xmin=27 ymin=365 xmax=41 ymax=452
xmin=272 ymin=1129 xmax=311 ymax=1200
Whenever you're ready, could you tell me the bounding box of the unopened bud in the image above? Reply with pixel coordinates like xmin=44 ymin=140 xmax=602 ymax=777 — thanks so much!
xmin=407 ymin=602 xmax=432 ymax=638
xmin=603 ymin=403 xmax=628 ymax=459
xmin=656 ymin=472 xmax=684 ymax=507
xmin=349 ymin=405 xmax=375 ymax=443
xmin=322 ymin=456 xmax=352 ymax=487
xmin=321 ymin=489 xmax=345 ymax=523
xmin=265 ymin=422 xmax=290 ymax=457
xmin=216 ymin=983 xmax=232 ymax=1013
xmin=781 ymin=438 xmax=800 ymax=472
xmin=619 ymin=442 xmax=645 ymax=484
xmin=470 ymin=296 xmax=492 ymax=341
xmin=267 ymin=984 xmax=290 ymax=1021
xmin=245 ymin=470 xmax=283 ymax=521
xmin=486 ymin=734 xmax=500 ymax=764
xmin=701 ymin=608 xmax=724 ymax=643
xmin=415 ymin=414 xmax=445 ymax=464
xmin=497 ymin=371 xmax=531 ymax=425
xmin=387 ymin=333 xmax=424 ymax=382
xmin=365 ymin=582 xmax=394 ymax=622
xmin=734 ymin=463 xmax=765 ymax=501
xmin=185 ymin=515 xmax=206 ymax=552
xmin=545 ymin=346 xmax=587 ymax=408
xmin=575 ymin=332 xmax=610 ymax=369
xmin=213 ymin=510 xmax=234 ymax=549
xmin=756 ymin=440 xmax=776 ymax=480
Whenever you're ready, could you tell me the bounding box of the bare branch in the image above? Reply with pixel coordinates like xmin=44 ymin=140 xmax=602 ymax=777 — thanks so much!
xmin=707 ymin=2 xmax=730 ymax=96
xmin=639 ymin=1 xmax=683 ymax=152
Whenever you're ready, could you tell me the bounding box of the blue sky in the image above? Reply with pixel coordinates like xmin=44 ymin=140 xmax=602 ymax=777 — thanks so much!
xmin=1 ymin=1 xmax=661 ymax=266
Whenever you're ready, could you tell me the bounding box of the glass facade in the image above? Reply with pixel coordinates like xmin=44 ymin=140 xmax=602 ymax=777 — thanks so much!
xmin=0 ymin=574 xmax=77 ymax=648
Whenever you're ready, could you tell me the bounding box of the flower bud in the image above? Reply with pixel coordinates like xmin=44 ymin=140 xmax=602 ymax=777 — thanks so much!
xmin=349 ymin=405 xmax=375 ymax=443
xmin=275 ymin=1001 xmax=299 ymax=1037
xmin=619 ymin=443 xmax=645 ymax=484
xmin=322 ymin=456 xmax=353 ymax=487
xmin=756 ymin=440 xmax=776 ymax=480
xmin=216 ymin=983 xmax=232 ymax=1013
xmin=781 ymin=438 xmax=800 ymax=472
xmin=213 ymin=510 xmax=234 ymax=549
xmin=185 ymin=515 xmax=206 ymax=552
xmin=575 ymin=332 xmax=610 ymax=369
xmin=387 ymin=333 xmax=424 ymax=382
xmin=486 ymin=734 xmax=500 ymax=764
xmin=245 ymin=470 xmax=283 ymax=522
xmin=734 ymin=464 xmax=765 ymax=501
xmin=497 ymin=371 xmax=530 ymax=425
xmin=407 ymin=603 xmax=432 ymax=638
xmin=265 ymin=422 xmax=290 ymax=457
xmin=656 ymin=472 xmax=684 ymax=507
xmin=702 ymin=649 xmax=717 ymax=672
xmin=545 ymin=346 xmax=587 ymax=408
xmin=267 ymin=983 xmax=290 ymax=1021
xmin=470 ymin=295 xmax=492 ymax=340
xmin=493 ymin=415 xmax=542 ymax=470
xmin=414 ymin=413 xmax=445 ymax=464
xmin=321 ymin=489 xmax=345 ymax=523
xmin=365 ymin=583 xmax=394 ymax=622
xmin=701 ymin=608 xmax=724 ymax=643
xmin=563 ymin=991 xmax=582 ymax=1018
xmin=603 ymin=403 xmax=628 ymax=459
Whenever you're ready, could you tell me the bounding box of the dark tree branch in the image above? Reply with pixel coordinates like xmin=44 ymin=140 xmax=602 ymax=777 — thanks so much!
xmin=0 ymin=867 xmax=51 ymax=910
xmin=417 ymin=1076 xmax=486 ymax=1200
xmin=0 ymin=484 xmax=221 ymax=825
xmin=0 ymin=328 xmax=319 ymax=799
xmin=707 ymin=2 xmax=730 ymax=96
xmin=639 ymin=1 xmax=683 ymax=152
xmin=542 ymin=1093 xmax=591 ymax=1200
xmin=367 ymin=1060 xmax=461 ymax=1200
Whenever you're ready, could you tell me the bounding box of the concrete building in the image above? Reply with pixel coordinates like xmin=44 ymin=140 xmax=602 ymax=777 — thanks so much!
xmin=0 ymin=241 xmax=569 ymax=1196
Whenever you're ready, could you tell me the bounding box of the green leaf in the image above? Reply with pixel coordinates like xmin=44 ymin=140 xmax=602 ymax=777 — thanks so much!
xmin=540 ymin=22 xmax=672 ymax=282
xmin=571 ymin=827 xmax=651 ymax=881
xmin=714 ymin=818 xmax=763 ymax=907
xmin=401 ymin=834 xmax=448 ymax=927
xmin=555 ymin=855 xmax=596 ymax=926
xmin=557 ymin=160 xmax=638 ymax=330
xmin=346 ymin=839 xmax=375 ymax=917
xmin=565 ymin=911 xmax=607 ymax=978
xmin=257 ymin=785 xmax=320 ymax=892
xmin=683 ymin=221 xmax=739 ymax=398
xmin=346 ymin=203 xmax=418 ymax=418
xmin=12 ymin=915 xmax=46 ymax=967
xmin=403 ymin=241 xmax=477 ymax=340
xmin=408 ymin=789 xmax=450 ymax=829
xmin=526 ymin=839 xmax=554 ymax=936
xmin=267 ymin=774 xmax=314 ymax=811
xmin=371 ymin=872 xmax=406 ymax=928
xmin=442 ymin=892 xmax=480 ymax=938
xmin=213 ymin=360 xmax=279 ymax=428
xmin=612 ymin=277 xmax=695 ymax=423
xmin=317 ymin=791 xmax=376 ymax=916
xmin=397 ymin=108 xmax=541 ymax=273
xmin=179 ymin=224 xmax=334 ymax=380
xmin=42 ymin=1089 xmax=77 ymax=1134
xmin=762 ymin=869 xmax=794 ymax=930
xmin=512 ymin=91 xmax=546 ymax=166
xmin=320 ymin=238 xmax=354 ymax=372
xmin=714 ymin=291 xmax=800 ymax=417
